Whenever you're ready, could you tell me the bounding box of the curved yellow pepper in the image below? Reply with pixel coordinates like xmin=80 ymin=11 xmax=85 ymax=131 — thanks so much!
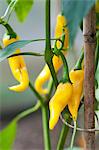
xmin=49 ymin=82 xmax=72 ymax=130
xmin=68 ymin=70 xmax=84 ymax=121
xmin=3 ymin=35 xmax=29 ymax=92
xmin=34 ymin=14 xmax=69 ymax=95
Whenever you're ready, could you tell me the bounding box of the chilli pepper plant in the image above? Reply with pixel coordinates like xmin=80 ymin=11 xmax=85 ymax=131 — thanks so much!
xmin=0 ymin=0 xmax=99 ymax=150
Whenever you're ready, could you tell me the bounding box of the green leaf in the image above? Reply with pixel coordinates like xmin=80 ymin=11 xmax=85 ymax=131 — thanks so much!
xmin=0 ymin=120 xmax=17 ymax=150
xmin=7 ymin=0 xmax=34 ymax=22
xmin=0 ymin=40 xmax=32 ymax=62
xmin=62 ymin=0 xmax=95 ymax=45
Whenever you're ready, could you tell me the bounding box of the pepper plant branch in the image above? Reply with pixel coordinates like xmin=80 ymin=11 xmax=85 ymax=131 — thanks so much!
xmin=56 ymin=117 xmax=72 ymax=150
xmin=0 ymin=19 xmax=16 ymax=37
xmin=83 ymin=6 xmax=96 ymax=150
xmin=29 ymin=82 xmax=44 ymax=106
xmin=41 ymin=105 xmax=51 ymax=150
xmin=7 ymin=0 xmax=18 ymax=22
xmin=59 ymin=52 xmax=71 ymax=83
xmin=74 ymin=49 xmax=84 ymax=70
xmin=1 ymin=0 xmax=16 ymax=19
xmin=15 ymin=101 xmax=40 ymax=121
xmin=45 ymin=0 xmax=58 ymax=88
xmin=39 ymin=0 xmax=52 ymax=149
xmin=29 ymin=81 xmax=51 ymax=149
xmin=46 ymin=78 xmax=54 ymax=100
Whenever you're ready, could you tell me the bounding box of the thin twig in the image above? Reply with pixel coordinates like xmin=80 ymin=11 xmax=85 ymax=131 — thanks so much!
xmin=1 ymin=0 xmax=16 ymax=19
xmin=70 ymin=121 xmax=77 ymax=149
xmin=29 ymin=82 xmax=44 ymax=106
xmin=60 ymin=114 xmax=99 ymax=132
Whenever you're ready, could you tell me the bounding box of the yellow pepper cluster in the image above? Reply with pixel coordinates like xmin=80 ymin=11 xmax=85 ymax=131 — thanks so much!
xmin=34 ymin=14 xmax=69 ymax=95
xmin=3 ymin=34 xmax=29 ymax=92
xmin=49 ymin=82 xmax=73 ymax=130
xmin=49 ymin=69 xmax=84 ymax=130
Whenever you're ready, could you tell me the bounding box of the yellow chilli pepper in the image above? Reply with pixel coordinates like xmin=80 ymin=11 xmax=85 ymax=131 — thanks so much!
xmin=68 ymin=70 xmax=84 ymax=121
xmin=3 ymin=34 xmax=29 ymax=92
xmin=49 ymin=82 xmax=72 ymax=130
xmin=34 ymin=14 xmax=69 ymax=95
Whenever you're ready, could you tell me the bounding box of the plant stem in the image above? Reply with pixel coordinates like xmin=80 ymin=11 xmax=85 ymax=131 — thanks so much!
xmin=59 ymin=52 xmax=70 ymax=83
xmin=29 ymin=81 xmax=51 ymax=148
xmin=15 ymin=101 xmax=40 ymax=121
xmin=0 ymin=19 xmax=16 ymax=38
xmin=45 ymin=0 xmax=58 ymax=88
xmin=47 ymin=62 xmax=58 ymax=88
xmin=41 ymin=105 xmax=51 ymax=150
xmin=70 ymin=121 xmax=77 ymax=149
xmin=46 ymin=78 xmax=54 ymax=100
xmin=74 ymin=49 xmax=84 ymax=70
xmin=83 ymin=6 xmax=96 ymax=150
xmin=29 ymin=82 xmax=44 ymax=106
xmin=57 ymin=117 xmax=72 ymax=150
xmin=1 ymin=0 xmax=16 ymax=19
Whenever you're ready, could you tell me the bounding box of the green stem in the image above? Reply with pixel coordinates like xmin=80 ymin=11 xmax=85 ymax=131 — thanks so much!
xmin=70 ymin=121 xmax=77 ymax=149
xmin=29 ymin=82 xmax=44 ymax=106
xmin=60 ymin=52 xmax=70 ymax=83
xmin=1 ymin=0 xmax=16 ymax=19
xmin=57 ymin=117 xmax=72 ymax=150
xmin=45 ymin=0 xmax=58 ymax=88
xmin=29 ymin=81 xmax=51 ymax=149
xmin=74 ymin=49 xmax=84 ymax=70
xmin=41 ymin=105 xmax=51 ymax=150
xmin=15 ymin=101 xmax=40 ymax=121
xmin=47 ymin=78 xmax=54 ymax=99
xmin=0 ymin=19 xmax=16 ymax=38
xmin=47 ymin=61 xmax=58 ymax=88
xmin=7 ymin=0 xmax=18 ymax=22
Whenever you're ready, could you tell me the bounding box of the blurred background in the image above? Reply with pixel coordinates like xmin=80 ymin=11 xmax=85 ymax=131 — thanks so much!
xmin=1 ymin=0 xmax=98 ymax=150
